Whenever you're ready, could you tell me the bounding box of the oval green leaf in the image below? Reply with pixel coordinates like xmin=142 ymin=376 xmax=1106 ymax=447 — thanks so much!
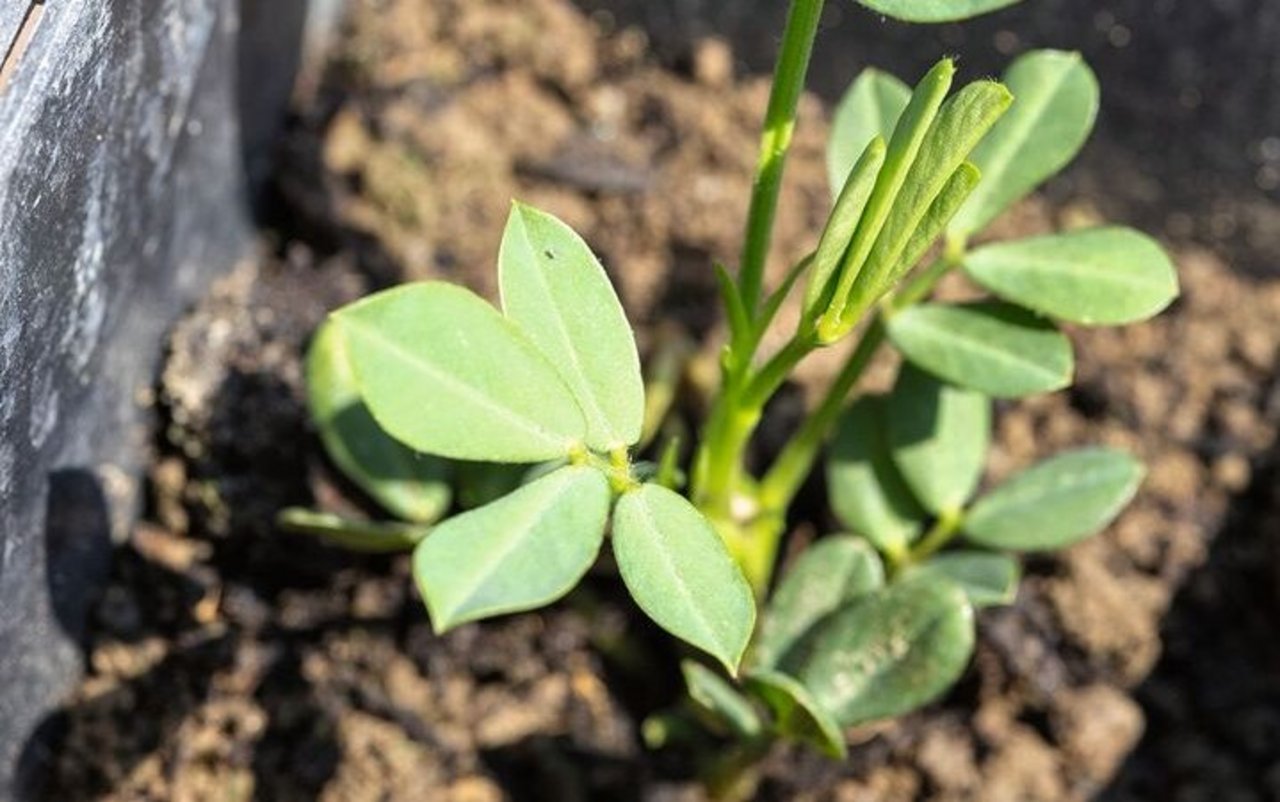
xmin=613 ymin=484 xmax=756 ymax=674
xmin=780 ymin=576 xmax=974 ymax=727
xmin=827 ymin=69 xmax=909 ymax=197
xmin=950 ymin=50 xmax=1099 ymax=236
xmin=499 ymin=203 xmax=645 ymax=450
xmin=827 ymin=396 xmax=926 ymax=557
xmin=745 ymin=670 xmax=847 ymax=759
xmin=335 ymin=282 xmax=586 ymax=463
xmin=857 ymin=0 xmax=1022 ymax=22
xmin=964 ymin=448 xmax=1144 ymax=551
xmin=307 ymin=320 xmax=452 ymax=523
xmin=887 ymin=301 xmax=1074 ymax=398
xmin=964 ymin=227 xmax=1179 ymax=325
xmin=888 ymin=363 xmax=990 ymax=515
xmin=907 ymin=551 xmax=1020 ymax=608
xmin=682 ymin=660 xmax=764 ymax=739
xmin=413 ymin=466 xmax=609 ymax=631
xmin=276 ymin=507 xmax=429 ymax=553
xmin=754 ymin=535 xmax=884 ymax=670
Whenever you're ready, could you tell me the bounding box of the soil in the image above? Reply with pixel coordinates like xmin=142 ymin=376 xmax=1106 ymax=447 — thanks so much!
xmin=30 ymin=0 xmax=1280 ymax=800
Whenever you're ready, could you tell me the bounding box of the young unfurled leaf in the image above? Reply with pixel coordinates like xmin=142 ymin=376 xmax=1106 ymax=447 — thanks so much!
xmin=964 ymin=227 xmax=1179 ymax=325
xmin=827 ymin=396 xmax=926 ymax=557
xmin=906 ymin=551 xmax=1020 ymax=607
xmin=277 ymin=507 xmax=429 ymax=553
xmin=613 ymin=484 xmax=756 ymax=674
xmin=888 ymin=363 xmax=990 ymax=515
xmin=806 ymin=137 xmax=887 ymax=318
xmin=682 ymin=660 xmax=764 ymax=739
xmin=754 ymin=536 xmax=884 ymax=669
xmin=414 ymin=466 xmax=610 ymax=631
xmin=836 ymin=80 xmax=1011 ymax=329
xmin=745 ymin=670 xmax=847 ymax=759
xmin=307 ymin=321 xmax=452 ymax=524
xmin=336 ymin=282 xmax=586 ymax=463
xmin=964 ymin=448 xmax=1144 ymax=550
xmin=500 ymin=203 xmax=645 ymax=450
xmin=820 ymin=59 xmax=955 ymax=340
xmin=856 ymin=0 xmax=1022 ymax=22
xmin=951 ymin=50 xmax=1100 ymax=237
xmin=887 ymin=301 xmax=1073 ymax=398
xmin=827 ymin=70 xmax=908 ymax=196
xmin=780 ymin=575 xmax=974 ymax=727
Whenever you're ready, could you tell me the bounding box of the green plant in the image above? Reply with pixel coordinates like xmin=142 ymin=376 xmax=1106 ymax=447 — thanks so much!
xmin=280 ymin=0 xmax=1179 ymax=779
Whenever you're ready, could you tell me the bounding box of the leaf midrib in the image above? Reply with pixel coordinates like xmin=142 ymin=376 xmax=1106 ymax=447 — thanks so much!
xmin=897 ymin=308 xmax=1065 ymax=385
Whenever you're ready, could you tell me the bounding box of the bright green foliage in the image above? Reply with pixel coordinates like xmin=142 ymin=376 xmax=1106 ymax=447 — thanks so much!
xmin=779 ymin=576 xmax=974 ymax=726
xmin=827 ymin=396 xmax=926 ymax=557
xmin=336 ymin=282 xmax=586 ymax=462
xmin=888 ymin=361 xmax=990 ymax=517
xmin=950 ymin=50 xmax=1100 ymax=237
xmin=827 ymin=70 xmax=908 ymax=195
xmin=745 ymin=670 xmax=847 ymax=758
xmin=857 ymin=0 xmax=1023 ymax=22
xmin=753 ymin=535 xmax=884 ymax=669
xmin=306 ymin=321 xmax=452 ymax=523
xmin=964 ymin=448 xmax=1145 ymax=550
xmin=682 ymin=660 xmax=764 ymax=739
xmin=965 ymin=227 xmax=1180 ymax=325
xmin=277 ymin=508 xmax=429 ymax=553
xmin=807 ymin=137 xmax=888 ymax=317
xmin=907 ymin=551 xmax=1020 ymax=607
xmin=887 ymin=301 xmax=1074 ymax=398
xmin=613 ymin=484 xmax=756 ymax=674
xmin=414 ymin=466 xmax=610 ymax=631
xmin=499 ymin=202 xmax=645 ymax=450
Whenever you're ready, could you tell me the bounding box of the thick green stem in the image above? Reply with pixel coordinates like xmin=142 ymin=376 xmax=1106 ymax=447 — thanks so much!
xmin=737 ymin=0 xmax=826 ymax=314
xmin=905 ymin=507 xmax=964 ymax=566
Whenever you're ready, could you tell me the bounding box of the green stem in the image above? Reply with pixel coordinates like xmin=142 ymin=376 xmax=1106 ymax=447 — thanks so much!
xmin=737 ymin=0 xmax=826 ymax=314
xmin=905 ymin=508 xmax=964 ymax=565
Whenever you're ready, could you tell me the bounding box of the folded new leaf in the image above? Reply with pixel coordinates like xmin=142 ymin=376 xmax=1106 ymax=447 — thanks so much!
xmin=499 ymin=202 xmax=645 ymax=451
xmin=888 ymin=362 xmax=991 ymax=516
xmin=779 ymin=576 xmax=974 ymax=727
xmin=682 ymin=660 xmax=764 ymax=739
xmin=745 ymin=670 xmax=847 ymax=759
xmin=827 ymin=69 xmax=909 ymax=197
xmin=753 ymin=535 xmax=884 ymax=670
xmin=963 ymin=448 xmax=1144 ymax=550
xmin=414 ymin=466 xmax=610 ymax=631
xmin=306 ymin=320 xmax=452 ymax=524
xmin=827 ymin=396 xmax=926 ymax=557
xmin=964 ymin=227 xmax=1179 ymax=325
xmin=613 ymin=484 xmax=756 ymax=674
xmin=335 ymin=282 xmax=587 ymax=463
xmin=950 ymin=50 xmax=1100 ymax=237
xmin=887 ymin=301 xmax=1073 ymax=398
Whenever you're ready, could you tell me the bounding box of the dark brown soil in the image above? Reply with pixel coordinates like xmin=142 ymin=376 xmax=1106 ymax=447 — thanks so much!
xmin=33 ymin=1 xmax=1280 ymax=800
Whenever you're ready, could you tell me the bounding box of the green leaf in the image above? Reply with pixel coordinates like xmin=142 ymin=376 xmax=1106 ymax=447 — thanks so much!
xmin=745 ymin=670 xmax=847 ymax=759
xmin=827 ymin=70 xmax=908 ymax=196
xmin=951 ymin=50 xmax=1100 ymax=237
xmin=887 ymin=301 xmax=1074 ymax=398
xmin=964 ymin=448 xmax=1144 ymax=550
xmin=888 ymin=363 xmax=990 ymax=515
xmin=836 ymin=80 xmax=1012 ymax=329
xmin=613 ymin=484 xmax=756 ymax=674
xmin=806 ymin=137 xmax=888 ymax=318
xmin=499 ymin=202 xmax=644 ymax=450
xmin=964 ymin=227 xmax=1180 ymax=326
xmin=682 ymin=660 xmax=764 ymax=739
xmin=276 ymin=508 xmax=429 ymax=553
xmin=827 ymin=396 xmax=926 ymax=557
xmin=888 ymin=161 xmax=981 ymax=288
xmin=857 ymin=0 xmax=1023 ymax=23
xmin=413 ymin=466 xmax=609 ymax=631
xmin=335 ymin=282 xmax=586 ymax=463
xmin=754 ymin=536 xmax=884 ymax=670
xmin=907 ymin=551 xmax=1020 ymax=607
xmin=780 ymin=576 xmax=974 ymax=727
xmin=454 ymin=461 xmax=530 ymax=510
xmin=820 ymin=59 xmax=956 ymax=341
xmin=306 ymin=321 xmax=452 ymax=523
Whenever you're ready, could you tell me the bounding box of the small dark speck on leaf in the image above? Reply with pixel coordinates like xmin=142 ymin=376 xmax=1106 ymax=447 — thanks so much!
xmin=544 ymin=250 xmax=555 ymax=260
